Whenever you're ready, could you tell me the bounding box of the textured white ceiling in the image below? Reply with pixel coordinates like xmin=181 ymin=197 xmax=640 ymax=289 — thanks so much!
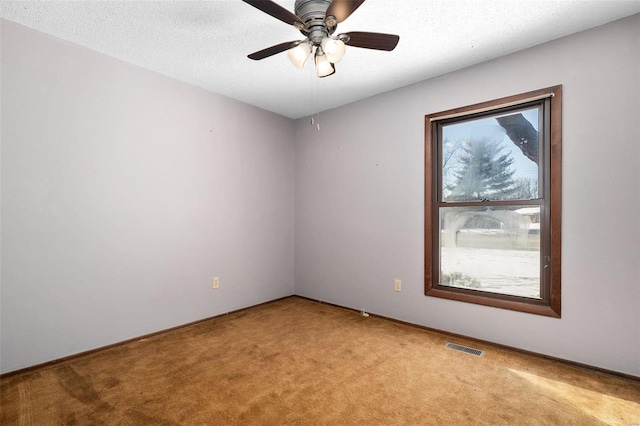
xmin=1 ymin=0 xmax=639 ymax=119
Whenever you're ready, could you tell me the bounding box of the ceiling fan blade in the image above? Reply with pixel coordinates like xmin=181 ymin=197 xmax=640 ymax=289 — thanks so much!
xmin=242 ymin=0 xmax=304 ymax=28
xmin=248 ymin=41 xmax=299 ymax=60
xmin=325 ymin=0 xmax=365 ymax=24
xmin=342 ymin=32 xmax=399 ymax=51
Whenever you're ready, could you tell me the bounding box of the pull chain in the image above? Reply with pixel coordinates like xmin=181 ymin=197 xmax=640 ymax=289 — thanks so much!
xmin=316 ymin=79 xmax=320 ymax=131
xmin=316 ymin=70 xmax=320 ymax=130
xmin=310 ymin=67 xmax=320 ymax=130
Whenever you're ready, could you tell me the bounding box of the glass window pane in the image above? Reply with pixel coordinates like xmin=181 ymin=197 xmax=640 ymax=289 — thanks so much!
xmin=439 ymin=206 xmax=541 ymax=299
xmin=441 ymin=108 xmax=540 ymax=202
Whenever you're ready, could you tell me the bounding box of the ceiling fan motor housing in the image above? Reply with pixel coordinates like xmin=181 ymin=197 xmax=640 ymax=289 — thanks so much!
xmin=295 ymin=0 xmax=337 ymax=41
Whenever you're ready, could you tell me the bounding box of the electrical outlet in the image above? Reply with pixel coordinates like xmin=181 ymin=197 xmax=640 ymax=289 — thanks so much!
xmin=213 ymin=277 xmax=220 ymax=289
xmin=394 ymin=279 xmax=402 ymax=292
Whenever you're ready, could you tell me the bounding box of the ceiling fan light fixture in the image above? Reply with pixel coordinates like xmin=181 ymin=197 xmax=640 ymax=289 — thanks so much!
xmin=314 ymin=50 xmax=335 ymax=78
xmin=287 ymin=41 xmax=312 ymax=69
xmin=243 ymin=0 xmax=400 ymax=78
xmin=321 ymin=36 xmax=346 ymax=63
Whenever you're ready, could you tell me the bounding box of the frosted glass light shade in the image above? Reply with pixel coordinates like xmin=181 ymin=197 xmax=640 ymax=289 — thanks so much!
xmin=321 ymin=37 xmax=346 ymax=63
xmin=315 ymin=52 xmax=335 ymax=77
xmin=287 ymin=42 xmax=312 ymax=69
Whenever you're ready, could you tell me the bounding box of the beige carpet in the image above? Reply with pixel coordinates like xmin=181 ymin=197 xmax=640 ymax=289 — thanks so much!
xmin=1 ymin=296 xmax=639 ymax=425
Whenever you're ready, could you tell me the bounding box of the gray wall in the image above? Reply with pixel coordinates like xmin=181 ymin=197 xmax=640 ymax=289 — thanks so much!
xmin=1 ymin=20 xmax=295 ymax=373
xmin=294 ymin=15 xmax=640 ymax=376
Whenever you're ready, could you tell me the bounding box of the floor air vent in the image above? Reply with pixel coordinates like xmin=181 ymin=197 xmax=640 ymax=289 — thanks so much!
xmin=445 ymin=342 xmax=484 ymax=357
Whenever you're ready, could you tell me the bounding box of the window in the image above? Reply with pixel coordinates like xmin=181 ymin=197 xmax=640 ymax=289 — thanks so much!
xmin=425 ymin=86 xmax=562 ymax=317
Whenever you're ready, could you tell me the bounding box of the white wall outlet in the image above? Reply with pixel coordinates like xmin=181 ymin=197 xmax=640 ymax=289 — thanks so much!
xmin=394 ymin=279 xmax=402 ymax=292
xmin=213 ymin=277 xmax=220 ymax=289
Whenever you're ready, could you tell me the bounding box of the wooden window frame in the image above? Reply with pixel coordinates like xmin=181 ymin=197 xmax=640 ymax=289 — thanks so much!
xmin=424 ymin=86 xmax=562 ymax=317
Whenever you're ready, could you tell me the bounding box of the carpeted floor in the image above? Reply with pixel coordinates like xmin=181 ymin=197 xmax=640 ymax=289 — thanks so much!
xmin=1 ymin=296 xmax=639 ymax=425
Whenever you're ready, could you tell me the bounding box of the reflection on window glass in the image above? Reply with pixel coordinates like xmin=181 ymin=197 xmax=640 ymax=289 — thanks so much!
xmin=442 ymin=108 xmax=539 ymax=202
xmin=439 ymin=205 xmax=541 ymax=299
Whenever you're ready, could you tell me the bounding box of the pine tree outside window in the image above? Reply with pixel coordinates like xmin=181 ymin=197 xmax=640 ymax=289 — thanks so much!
xmin=425 ymin=87 xmax=562 ymax=317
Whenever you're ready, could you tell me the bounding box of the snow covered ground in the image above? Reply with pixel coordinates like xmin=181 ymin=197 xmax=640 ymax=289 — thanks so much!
xmin=441 ymin=246 xmax=540 ymax=298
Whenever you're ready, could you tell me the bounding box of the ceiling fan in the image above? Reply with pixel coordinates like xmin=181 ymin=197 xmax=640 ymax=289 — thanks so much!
xmin=242 ymin=0 xmax=400 ymax=77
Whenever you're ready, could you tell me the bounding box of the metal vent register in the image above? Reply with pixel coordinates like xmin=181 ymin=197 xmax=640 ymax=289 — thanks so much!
xmin=445 ymin=342 xmax=485 ymax=357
